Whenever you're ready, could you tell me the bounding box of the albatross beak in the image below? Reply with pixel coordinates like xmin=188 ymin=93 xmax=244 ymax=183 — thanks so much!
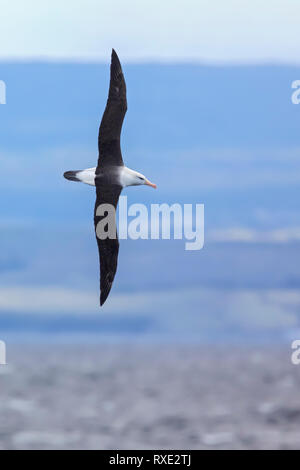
xmin=145 ymin=179 xmax=157 ymax=189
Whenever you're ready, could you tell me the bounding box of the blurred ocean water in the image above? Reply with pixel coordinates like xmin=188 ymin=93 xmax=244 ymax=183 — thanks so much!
xmin=0 ymin=345 xmax=299 ymax=450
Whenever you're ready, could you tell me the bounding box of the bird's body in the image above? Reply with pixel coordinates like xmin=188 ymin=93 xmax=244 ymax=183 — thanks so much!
xmin=64 ymin=165 xmax=154 ymax=189
xmin=63 ymin=49 xmax=156 ymax=306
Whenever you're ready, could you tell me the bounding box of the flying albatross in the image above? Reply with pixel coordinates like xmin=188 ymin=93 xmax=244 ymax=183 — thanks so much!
xmin=63 ymin=49 xmax=156 ymax=306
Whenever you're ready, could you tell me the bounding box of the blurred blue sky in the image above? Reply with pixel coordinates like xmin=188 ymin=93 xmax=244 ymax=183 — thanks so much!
xmin=0 ymin=2 xmax=300 ymax=343
xmin=0 ymin=0 xmax=299 ymax=63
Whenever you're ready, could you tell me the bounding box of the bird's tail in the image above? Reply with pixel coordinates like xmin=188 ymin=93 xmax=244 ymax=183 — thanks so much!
xmin=63 ymin=168 xmax=96 ymax=186
xmin=63 ymin=170 xmax=81 ymax=182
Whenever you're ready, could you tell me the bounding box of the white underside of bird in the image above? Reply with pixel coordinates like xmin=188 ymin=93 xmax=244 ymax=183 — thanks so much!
xmin=69 ymin=166 xmax=157 ymax=189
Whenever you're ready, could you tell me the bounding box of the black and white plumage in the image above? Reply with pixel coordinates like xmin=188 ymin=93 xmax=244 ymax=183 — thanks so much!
xmin=64 ymin=50 xmax=156 ymax=306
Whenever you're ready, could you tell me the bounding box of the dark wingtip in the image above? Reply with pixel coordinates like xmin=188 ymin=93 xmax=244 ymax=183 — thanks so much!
xmin=100 ymin=280 xmax=114 ymax=306
xmin=111 ymin=49 xmax=121 ymax=69
xmin=100 ymin=292 xmax=108 ymax=306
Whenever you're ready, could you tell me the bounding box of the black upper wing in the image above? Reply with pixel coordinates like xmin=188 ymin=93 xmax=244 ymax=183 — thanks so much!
xmin=94 ymin=184 xmax=122 ymax=306
xmin=97 ymin=49 xmax=127 ymax=169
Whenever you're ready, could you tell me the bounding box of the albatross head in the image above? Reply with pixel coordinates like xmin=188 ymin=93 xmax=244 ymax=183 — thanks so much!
xmin=121 ymin=167 xmax=157 ymax=189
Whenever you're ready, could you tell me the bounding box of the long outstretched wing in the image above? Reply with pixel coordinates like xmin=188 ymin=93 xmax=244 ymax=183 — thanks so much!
xmin=97 ymin=49 xmax=127 ymax=169
xmin=94 ymin=185 xmax=122 ymax=306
